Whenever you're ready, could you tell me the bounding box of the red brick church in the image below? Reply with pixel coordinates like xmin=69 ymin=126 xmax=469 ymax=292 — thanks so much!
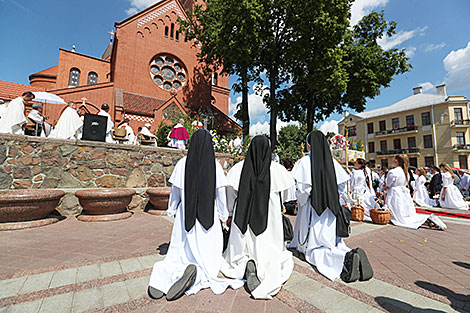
xmin=5 ymin=0 xmax=239 ymax=133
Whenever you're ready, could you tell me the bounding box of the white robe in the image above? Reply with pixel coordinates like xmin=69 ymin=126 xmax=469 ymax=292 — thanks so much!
xmin=119 ymin=123 xmax=135 ymax=145
xmin=0 ymin=97 xmax=27 ymax=134
xmin=459 ymin=173 xmax=470 ymax=195
xmin=149 ymin=157 xmax=243 ymax=296
xmin=98 ymin=110 xmax=115 ymax=143
xmin=140 ymin=126 xmax=157 ymax=146
xmin=413 ymin=175 xmax=433 ymax=207
xmin=349 ymin=168 xmax=375 ymax=221
xmin=289 ymin=155 xmax=350 ymax=281
xmin=440 ymin=172 xmax=468 ymax=210
xmin=48 ymin=107 xmax=83 ymax=140
xmin=168 ymin=124 xmax=186 ymax=149
xmin=385 ymin=167 xmax=428 ymax=229
xmin=221 ymin=161 xmax=295 ymax=300
xmin=0 ymin=104 xmax=7 ymax=120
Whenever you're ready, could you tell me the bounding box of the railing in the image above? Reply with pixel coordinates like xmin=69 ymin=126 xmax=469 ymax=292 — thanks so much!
xmin=450 ymin=119 xmax=470 ymax=127
xmin=376 ymin=147 xmax=420 ymax=156
xmin=375 ymin=125 xmax=419 ymax=137
xmin=453 ymin=144 xmax=470 ymax=150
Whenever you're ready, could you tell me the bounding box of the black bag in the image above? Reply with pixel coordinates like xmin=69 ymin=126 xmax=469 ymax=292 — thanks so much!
xmin=222 ymin=227 xmax=230 ymax=252
xmin=284 ymin=200 xmax=298 ymax=215
xmin=283 ymin=214 xmax=294 ymax=242
xmin=336 ymin=203 xmax=351 ymax=238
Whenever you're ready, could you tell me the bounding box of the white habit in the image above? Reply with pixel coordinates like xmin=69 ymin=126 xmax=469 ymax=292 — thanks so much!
xmin=289 ymin=156 xmax=350 ymax=281
xmin=349 ymin=168 xmax=375 ymax=221
xmin=385 ymin=167 xmax=428 ymax=229
xmin=98 ymin=110 xmax=115 ymax=143
xmin=0 ymin=97 xmax=27 ymax=134
xmin=221 ymin=161 xmax=295 ymax=300
xmin=440 ymin=172 xmax=468 ymax=210
xmin=148 ymin=157 xmax=244 ymax=296
xmin=413 ymin=175 xmax=433 ymax=207
xmin=48 ymin=107 xmax=83 ymax=140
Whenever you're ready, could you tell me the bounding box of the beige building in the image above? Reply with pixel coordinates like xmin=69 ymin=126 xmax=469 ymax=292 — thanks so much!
xmin=338 ymin=84 xmax=470 ymax=169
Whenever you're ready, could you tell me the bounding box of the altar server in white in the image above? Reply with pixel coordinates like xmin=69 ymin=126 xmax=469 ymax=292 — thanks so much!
xmin=148 ymin=129 xmax=243 ymax=301
xmin=98 ymin=103 xmax=115 ymax=143
xmin=221 ymin=135 xmax=295 ymax=300
xmin=349 ymin=158 xmax=375 ymax=221
xmin=289 ymin=131 xmax=355 ymax=281
xmin=0 ymin=91 xmax=34 ymax=134
xmin=48 ymin=102 xmax=83 ymax=140
xmin=119 ymin=118 xmax=135 ymax=145
xmin=384 ymin=155 xmax=447 ymax=229
xmin=439 ymin=163 xmax=469 ymax=210
xmin=413 ymin=168 xmax=433 ymax=207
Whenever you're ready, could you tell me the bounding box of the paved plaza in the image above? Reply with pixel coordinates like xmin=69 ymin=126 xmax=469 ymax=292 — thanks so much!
xmin=0 ymin=210 xmax=469 ymax=313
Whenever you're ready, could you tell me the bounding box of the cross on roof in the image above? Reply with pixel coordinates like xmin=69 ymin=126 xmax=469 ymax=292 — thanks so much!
xmin=108 ymin=30 xmax=115 ymax=41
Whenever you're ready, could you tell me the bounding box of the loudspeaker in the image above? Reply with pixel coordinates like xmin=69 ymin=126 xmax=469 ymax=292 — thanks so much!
xmin=82 ymin=113 xmax=107 ymax=142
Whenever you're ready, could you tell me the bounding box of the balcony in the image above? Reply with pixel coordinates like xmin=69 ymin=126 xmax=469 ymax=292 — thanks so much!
xmin=376 ymin=148 xmax=421 ymax=156
xmin=375 ymin=125 xmax=419 ymax=137
xmin=453 ymin=144 xmax=470 ymax=152
xmin=450 ymin=119 xmax=470 ymax=127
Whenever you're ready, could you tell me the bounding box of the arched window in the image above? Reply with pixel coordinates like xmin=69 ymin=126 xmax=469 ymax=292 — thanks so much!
xmin=170 ymin=23 xmax=174 ymax=39
xmin=175 ymin=30 xmax=180 ymax=41
xmin=164 ymin=26 xmax=168 ymax=37
xmin=212 ymin=73 xmax=218 ymax=85
xmin=69 ymin=68 xmax=80 ymax=87
xmin=87 ymin=72 xmax=98 ymax=85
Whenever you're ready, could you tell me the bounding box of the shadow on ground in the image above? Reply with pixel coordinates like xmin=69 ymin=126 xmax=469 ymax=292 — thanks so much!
xmin=453 ymin=261 xmax=470 ymax=270
xmin=415 ymin=281 xmax=470 ymax=312
xmin=375 ymin=296 xmax=446 ymax=313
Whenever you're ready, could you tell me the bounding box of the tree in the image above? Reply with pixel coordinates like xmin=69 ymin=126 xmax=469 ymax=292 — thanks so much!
xmin=277 ymin=124 xmax=307 ymax=161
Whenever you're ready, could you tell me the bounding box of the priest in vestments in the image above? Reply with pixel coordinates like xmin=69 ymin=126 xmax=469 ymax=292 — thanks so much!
xmin=119 ymin=118 xmax=135 ymax=145
xmin=148 ymin=129 xmax=243 ymax=301
xmin=97 ymin=103 xmax=115 ymax=143
xmin=27 ymin=103 xmax=45 ymax=136
xmin=0 ymin=91 xmax=34 ymax=134
xmin=169 ymin=119 xmax=190 ymax=149
xmin=48 ymin=102 xmax=83 ymax=140
xmin=221 ymin=135 xmax=295 ymax=300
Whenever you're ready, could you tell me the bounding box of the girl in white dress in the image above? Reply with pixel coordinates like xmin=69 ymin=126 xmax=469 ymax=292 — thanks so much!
xmin=413 ymin=168 xmax=433 ymax=207
xmin=384 ymin=155 xmax=446 ymax=230
xmin=439 ymin=163 xmax=469 ymax=210
xmin=349 ymin=158 xmax=375 ymax=221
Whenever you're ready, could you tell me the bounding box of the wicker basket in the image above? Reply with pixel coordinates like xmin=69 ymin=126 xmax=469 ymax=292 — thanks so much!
xmin=351 ymin=203 xmax=364 ymax=221
xmin=370 ymin=199 xmax=390 ymax=225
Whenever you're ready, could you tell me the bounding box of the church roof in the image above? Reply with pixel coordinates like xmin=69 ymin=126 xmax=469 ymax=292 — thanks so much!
xmin=29 ymin=65 xmax=58 ymax=78
xmin=123 ymin=92 xmax=166 ymax=116
xmin=101 ymin=41 xmax=113 ymax=60
xmin=0 ymin=80 xmax=45 ymax=101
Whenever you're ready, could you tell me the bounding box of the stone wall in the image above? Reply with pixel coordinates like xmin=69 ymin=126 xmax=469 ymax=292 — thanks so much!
xmin=0 ymin=133 xmax=234 ymax=215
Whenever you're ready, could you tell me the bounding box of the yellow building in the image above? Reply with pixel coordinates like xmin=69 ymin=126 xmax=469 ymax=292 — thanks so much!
xmin=338 ymin=84 xmax=470 ymax=169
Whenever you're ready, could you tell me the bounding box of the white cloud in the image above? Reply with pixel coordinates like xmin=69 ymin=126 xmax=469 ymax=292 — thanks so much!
xmin=418 ymin=82 xmax=435 ymax=93
xmin=350 ymin=0 xmax=389 ymax=26
xmin=443 ymin=41 xmax=470 ymax=92
xmin=318 ymin=120 xmax=339 ymax=135
xmin=249 ymin=119 xmax=300 ymax=136
xmin=229 ymin=84 xmax=270 ymax=124
xmin=377 ymin=26 xmax=427 ymax=50
xmin=425 ymin=42 xmax=446 ymax=52
xmin=125 ymin=0 xmax=161 ymax=15
xmin=406 ymin=47 xmax=416 ymax=58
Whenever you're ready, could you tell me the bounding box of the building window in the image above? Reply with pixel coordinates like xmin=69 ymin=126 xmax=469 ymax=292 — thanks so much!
xmin=459 ymin=155 xmax=468 ymax=169
xmin=425 ymin=156 xmax=434 ymax=167
xmin=456 ymin=132 xmax=466 ymax=145
xmin=68 ymin=68 xmax=80 ymax=87
xmin=409 ymin=157 xmax=418 ymax=168
xmin=367 ymin=122 xmax=374 ymax=134
xmin=392 ymin=118 xmax=400 ymax=129
xmin=369 ymin=160 xmax=376 ymax=168
xmin=393 ymin=138 xmax=401 ymax=150
xmin=423 ymin=135 xmax=433 ymax=148
xmin=422 ymin=112 xmax=431 ymax=126
xmin=87 ymin=72 xmax=98 ymax=85
xmin=368 ymin=142 xmax=375 ymax=153
xmin=379 ymin=120 xmax=386 ymax=132
xmin=175 ymin=30 xmax=180 ymax=41
xmin=348 ymin=126 xmax=357 ymax=136
xmin=380 ymin=140 xmax=387 ymax=152
xmin=454 ymin=108 xmax=463 ymax=122
xmin=212 ymin=73 xmax=218 ymax=85
xmin=170 ymin=23 xmax=174 ymax=39
xmin=149 ymin=54 xmax=187 ymax=91
xmin=408 ymin=137 xmax=416 ymax=148
xmin=381 ymin=159 xmax=388 ymax=169
xmin=164 ymin=26 xmax=169 ymax=37
xmin=406 ymin=115 xmax=415 ymax=126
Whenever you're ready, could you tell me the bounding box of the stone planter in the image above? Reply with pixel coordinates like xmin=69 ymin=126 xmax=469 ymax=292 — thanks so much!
xmin=75 ymin=188 xmax=136 ymax=222
xmin=0 ymin=189 xmax=65 ymax=230
xmin=146 ymin=187 xmax=171 ymax=215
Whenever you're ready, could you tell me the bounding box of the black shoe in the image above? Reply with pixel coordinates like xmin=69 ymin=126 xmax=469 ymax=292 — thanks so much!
xmin=166 ymin=264 xmax=197 ymax=301
xmin=148 ymin=286 xmax=164 ymax=299
xmin=245 ymin=260 xmax=261 ymax=293
xmin=341 ymin=250 xmax=360 ymax=283
xmin=354 ymin=247 xmax=373 ymax=281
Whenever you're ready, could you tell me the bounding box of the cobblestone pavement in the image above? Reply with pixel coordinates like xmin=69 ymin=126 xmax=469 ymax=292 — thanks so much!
xmin=0 ymin=211 xmax=469 ymax=312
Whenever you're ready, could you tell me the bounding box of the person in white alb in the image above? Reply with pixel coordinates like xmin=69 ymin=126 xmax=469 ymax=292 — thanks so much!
xmin=97 ymin=103 xmax=115 ymax=143
xmin=48 ymin=102 xmax=83 ymax=140
xmin=413 ymin=168 xmax=434 ymax=207
xmin=27 ymin=103 xmax=45 ymax=136
xmin=0 ymin=91 xmax=34 ymax=134
xmin=119 ymin=118 xmax=135 ymax=145
xmin=439 ymin=163 xmax=469 ymax=210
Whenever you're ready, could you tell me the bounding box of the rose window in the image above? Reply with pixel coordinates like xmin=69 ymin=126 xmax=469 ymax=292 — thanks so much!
xmin=150 ymin=55 xmax=187 ymax=91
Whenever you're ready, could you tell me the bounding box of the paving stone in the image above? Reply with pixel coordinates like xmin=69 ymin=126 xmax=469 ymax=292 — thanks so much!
xmin=18 ymin=271 xmax=54 ymax=294
xmin=305 ymin=285 xmax=350 ymax=311
xmin=125 ymin=276 xmax=149 ymax=300
xmin=72 ymin=287 xmax=103 ymax=313
xmin=284 ymin=276 xmax=324 ymax=301
xmin=137 ymin=254 xmax=163 ymax=269
xmin=49 ymin=268 xmax=77 ymax=288
xmin=324 ymin=296 xmax=379 ymax=313
xmin=119 ymin=258 xmax=144 ymax=274
xmin=39 ymin=293 xmax=73 ymax=313
xmin=283 ymin=271 xmax=309 ymax=289
xmin=76 ymin=264 xmax=101 ymax=283
xmin=5 ymin=299 xmax=42 ymax=313
xmin=99 ymin=261 xmax=123 ymax=278
xmin=101 ymin=281 xmax=131 ymax=308
xmin=0 ymin=277 xmax=27 ymax=298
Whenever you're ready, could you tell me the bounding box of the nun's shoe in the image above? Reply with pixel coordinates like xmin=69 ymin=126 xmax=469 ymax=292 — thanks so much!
xmin=429 ymin=214 xmax=447 ymax=231
xmin=148 ymin=286 xmax=164 ymax=300
xmin=341 ymin=250 xmax=360 ymax=283
xmin=245 ymin=260 xmax=261 ymax=293
xmin=166 ymin=264 xmax=197 ymax=301
xmin=354 ymin=248 xmax=373 ymax=281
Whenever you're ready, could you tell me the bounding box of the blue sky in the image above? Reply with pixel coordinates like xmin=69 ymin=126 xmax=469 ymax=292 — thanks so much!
xmin=1 ymin=0 xmax=470 ymax=134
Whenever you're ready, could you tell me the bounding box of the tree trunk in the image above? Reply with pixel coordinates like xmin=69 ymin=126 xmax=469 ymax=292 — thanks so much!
xmin=269 ymin=66 xmax=278 ymax=149
xmin=240 ymin=70 xmax=250 ymax=137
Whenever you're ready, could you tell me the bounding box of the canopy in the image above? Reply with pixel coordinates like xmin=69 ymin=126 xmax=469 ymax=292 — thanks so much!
xmin=32 ymin=92 xmax=67 ymax=105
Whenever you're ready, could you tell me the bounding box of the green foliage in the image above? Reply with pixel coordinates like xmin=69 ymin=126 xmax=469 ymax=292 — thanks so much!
xmin=156 ymin=122 xmax=172 ymax=147
xmin=277 ymin=124 xmax=307 ymax=162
